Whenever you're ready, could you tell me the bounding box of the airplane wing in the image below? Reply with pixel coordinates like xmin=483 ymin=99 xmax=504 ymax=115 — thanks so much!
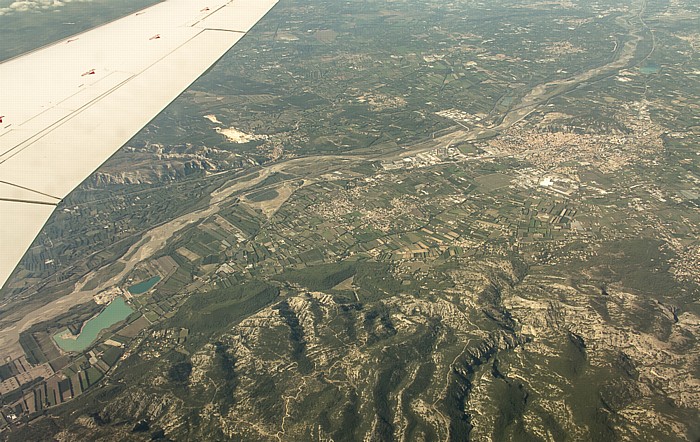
xmin=0 ymin=0 xmax=278 ymax=290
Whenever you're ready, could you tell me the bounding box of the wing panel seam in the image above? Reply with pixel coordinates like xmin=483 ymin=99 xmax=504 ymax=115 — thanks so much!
xmin=0 ymin=74 xmax=135 ymax=165
xmin=0 ymin=180 xmax=62 ymax=201
xmin=189 ymin=2 xmax=230 ymax=28
xmin=0 ymin=28 xmax=215 ymax=166
xmin=200 ymin=28 xmax=246 ymax=34
xmin=0 ymin=197 xmax=58 ymax=206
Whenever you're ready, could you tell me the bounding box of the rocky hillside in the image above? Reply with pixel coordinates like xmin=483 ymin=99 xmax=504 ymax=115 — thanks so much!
xmin=10 ymin=257 xmax=698 ymax=442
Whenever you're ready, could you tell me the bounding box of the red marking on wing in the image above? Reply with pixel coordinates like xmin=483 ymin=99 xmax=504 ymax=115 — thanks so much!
xmin=150 ymin=34 xmax=161 ymax=40
xmin=0 ymin=116 xmax=4 ymax=123
xmin=201 ymin=7 xmax=210 ymax=11
xmin=81 ymin=69 xmax=96 ymax=77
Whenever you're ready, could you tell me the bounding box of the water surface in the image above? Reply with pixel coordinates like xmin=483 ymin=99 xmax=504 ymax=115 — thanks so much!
xmin=128 ymin=276 xmax=161 ymax=295
xmin=53 ymin=297 xmax=133 ymax=352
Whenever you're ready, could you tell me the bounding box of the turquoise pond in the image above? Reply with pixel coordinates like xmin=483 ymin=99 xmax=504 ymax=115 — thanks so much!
xmin=128 ymin=276 xmax=161 ymax=295
xmin=53 ymin=297 xmax=133 ymax=352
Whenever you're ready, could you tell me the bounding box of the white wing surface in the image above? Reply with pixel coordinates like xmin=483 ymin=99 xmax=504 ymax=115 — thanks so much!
xmin=0 ymin=0 xmax=279 ymax=290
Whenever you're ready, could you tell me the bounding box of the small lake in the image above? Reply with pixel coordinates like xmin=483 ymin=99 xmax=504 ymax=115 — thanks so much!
xmin=53 ymin=297 xmax=133 ymax=352
xmin=128 ymin=276 xmax=161 ymax=295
